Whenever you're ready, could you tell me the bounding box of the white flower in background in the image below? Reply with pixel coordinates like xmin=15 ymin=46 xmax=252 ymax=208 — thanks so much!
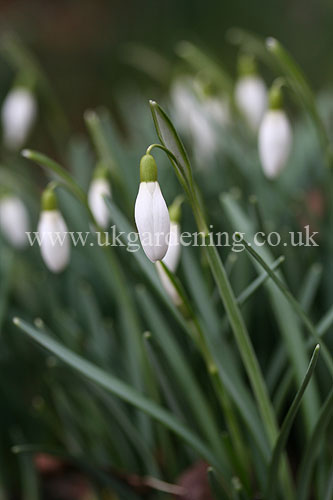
xmin=135 ymin=154 xmax=170 ymax=262
xmin=235 ymin=76 xmax=267 ymax=131
xmin=1 ymin=87 xmax=37 ymax=150
xmin=37 ymin=188 xmax=70 ymax=273
xmin=235 ymin=55 xmax=267 ymax=132
xmin=88 ymin=165 xmax=111 ymax=228
xmin=0 ymin=195 xmax=30 ymax=248
xmin=170 ymin=77 xmax=230 ymax=164
xmin=203 ymin=96 xmax=230 ymax=128
xmin=258 ymin=85 xmax=292 ymax=178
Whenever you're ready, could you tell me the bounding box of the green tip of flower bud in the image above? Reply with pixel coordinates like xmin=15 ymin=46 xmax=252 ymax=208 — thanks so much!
xmin=41 ymin=188 xmax=57 ymax=211
xmin=169 ymin=195 xmax=184 ymax=223
xmin=238 ymin=54 xmax=257 ymax=77
xmin=269 ymin=85 xmax=283 ymax=109
xmin=93 ymin=162 xmax=110 ymax=180
xmin=140 ymin=154 xmax=158 ymax=182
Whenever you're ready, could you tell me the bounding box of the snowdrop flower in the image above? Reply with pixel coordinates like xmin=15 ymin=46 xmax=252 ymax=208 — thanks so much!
xmin=37 ymin=188 xmax=70 ymax=273
xmin=258 ymin=85 xmax=292 ymax=178
xmin=235 ymin=55 xmax=267 ymax=132
xmin=203 ymin=96 xmax=230 ymax=128
xmin=88 ymin=165 xmax=111 ymax=228
xmin=1 ymin=87 xmax=37 ymax=150
xmin=156 ymin=198 xmax=182 ymax=306
xmin=0 ymin=194 xmax=30 ymax=248
xmin=135 ymin=154 xmax=170 ymax=262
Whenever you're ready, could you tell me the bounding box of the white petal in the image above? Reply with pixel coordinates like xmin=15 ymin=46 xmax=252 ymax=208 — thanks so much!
xmin=37 ymin=210 xmax=70 ymax=273
xmin=0 ymin=196 xmax=30 ymax=248
xmin=156 ymin=262 xmax=182 ymax=306
xmin=135 ymin=181 xmax=170 ymax=262
xmin=235 ymin=76 xmax=267 ymax=131
xmin=88 ymin=178 xmax=111 ymax=228
xmin=258 ymin=110 xmax=292 ymax=178
xmin=1 ymin=88 xmax=37 ymax=150
xmin=162 ymin=222 xmax=181 ymax=272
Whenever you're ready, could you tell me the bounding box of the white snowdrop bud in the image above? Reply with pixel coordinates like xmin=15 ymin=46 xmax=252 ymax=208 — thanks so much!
xmin=1 ymin=87 xmax=37 ymax=150
xmin=0 ymin=195 xmax=30 ymax=248
xmin=235 ymin=55 xmax=267 ymax=132
xmin=135 ymin=154 xmax=170 ymax=262
xmin=88 ymin=166 xmax=111 ymax=229
xmin=235 ymin=76 xmax=267 ymax=131
xmin=258 ymin=86 xmax=292 ymax=179
xmin=37 ymin=189 xmax=70 ymax=273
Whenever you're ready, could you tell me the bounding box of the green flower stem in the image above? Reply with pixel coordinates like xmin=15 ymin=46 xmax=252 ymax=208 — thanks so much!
xmin=266 ymin=345 xmax=320 ymax=499
xmin=148 ymin=101 xmax=294 ymax=497
xmin=160 ymin=263 xmax=251 ymax=493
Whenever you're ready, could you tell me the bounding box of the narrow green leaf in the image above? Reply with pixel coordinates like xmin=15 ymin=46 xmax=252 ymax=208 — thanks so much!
xmin=21 ymin=149 xmax=87 ymax=207
xmin=221 ymin=192 xmax=320 ymax=433
xmin=207 ymin=466 xmax=229 ymax=500
xmin=297 ymin=387 xmax=333 ymax=500
xmin=12 ymin=318 xmax=225 ymax=478
xmin=317 ymin=304 xmax=333 ymax=337
xmin=266 ymin=345 xmax=321 ymax=499
xmin=298 ymin=263 xmax=322 ymax=312
xmin=138 ymin=288 xmax=229 ymax=464
xmin=241 ymin=236 xmax=333 ymax=376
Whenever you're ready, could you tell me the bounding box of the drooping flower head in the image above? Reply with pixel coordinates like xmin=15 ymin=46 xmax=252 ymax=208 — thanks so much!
xmin=135 ymin=154 xmax=170 ymax=262
xmin=37 ymin=188 xmax=70 ymax=273
xmin=88 ymin=163 xmax=111 ymax=229
xmin=0 ymin=191 xmax=30 ymax=248
xmin=1 ymin=86 xmax=37 ymax=150
xmin=258 ymin=83 xmax=292 ymax=179
xmin=235 ymin=55 xmax=267 ymax=132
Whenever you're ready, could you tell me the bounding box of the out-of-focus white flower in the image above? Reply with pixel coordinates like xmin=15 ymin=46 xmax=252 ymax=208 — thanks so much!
xmin=235 ymin=75 xmax=267 ymax=132
xmin=0 ymin=195 xmax=29 ymax=248
xmin=135 ymin=154 xmax=170 ymax=262
xmin=156 ymin=220 xmax=182 ymax=306
xmin=203 ymin=96 xmax=230 ymax=128
xmin=37 ymin=189 xmax=70 ymax=273
xmin=1 ymin=87 xmax=37 ymax=150
xmin=88 ymin=167 xmax=111 ymax=229
xmin=258 ymin=109 xmax=292 ymax=179
xmin=170 ymin=77 xmax=230 ymax=165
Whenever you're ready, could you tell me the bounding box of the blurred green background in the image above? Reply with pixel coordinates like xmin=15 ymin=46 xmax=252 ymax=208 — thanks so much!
xmin=1 ymin=0 xmax=333 ymax=132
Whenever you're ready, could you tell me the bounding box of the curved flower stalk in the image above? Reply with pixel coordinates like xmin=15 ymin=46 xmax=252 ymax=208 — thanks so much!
xmin=134 ymin=154 xmax=170 ymax=262
xmin=1 ymin=87 xmax=37 ymax=150
xmin=156 ymin=197 xmax=182 ymax=305
xmin=88 ymin=164 xmax=111 ymax=229
xmin=235 ymin=55 xmax=267 ymax=132
xmin=37 ymin=187 xmax=70 ymax=273
xmin=258 ymin=84 xmax=292 ymax=179
xmin=0 ymin=193 xmax=30 ymax=248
